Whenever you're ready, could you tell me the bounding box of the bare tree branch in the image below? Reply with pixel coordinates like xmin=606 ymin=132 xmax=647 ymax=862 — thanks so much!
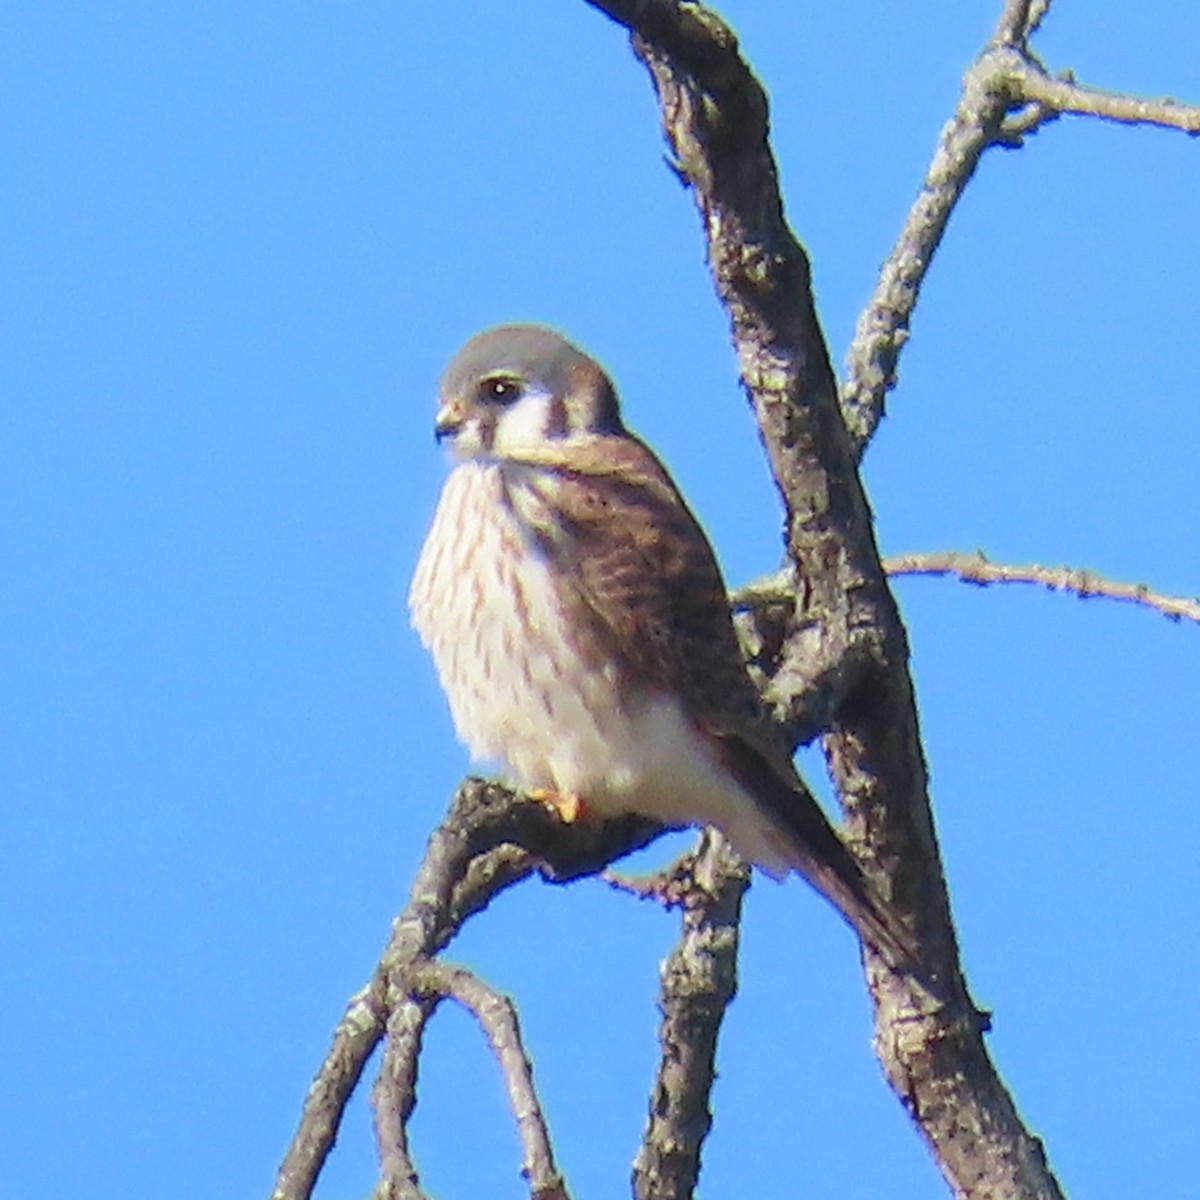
xmin=400 ymin=961 xmax=570 ymax=1200
xmin=990 ymin=0 xmax=1048 ymax=48
xmin=601 ymin=842 xmax=705 ymax=908
xmin=737 ymin=555 xmax=1200 ymax=627
xmin=372 ymin=997 xmax=435 ymax=1200
xmin=272 ymin=985 xmax=389 ymax=1200
xmin=584 ymin=3 xmax=1066 ymax=1197
xmin=840 ymin=59 xmax=1010 ymax=451
xmin=270 ymin=781 xmax=662 ymax=1200
xmin=886 ymin=550 xmax=1200 ymax=625
xmin=840 ymin=0 xmax=1054 ymax=452
xmin=1008 ymin=67 xmax=1200 ymax=133
xmin=841 ymin=1 xmax=1199 ymax=452
xmin=632 ymin=833 xmax=750 ymax=1200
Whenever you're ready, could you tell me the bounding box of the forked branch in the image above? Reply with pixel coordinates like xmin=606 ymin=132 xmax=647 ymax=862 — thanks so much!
xmin=378 ymin=961 xmax=568 ymax=1200
xmin=842 ymin=1 xmax=1200 ymax=452
xmin=271 ymin=782 xmax=660 ymax=1200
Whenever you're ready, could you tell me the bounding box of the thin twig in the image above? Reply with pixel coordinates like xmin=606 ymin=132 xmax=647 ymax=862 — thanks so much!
xmin=1010 ymin=67 xmax=1200 ymax=133
xmin=729 ymin=567 xmax=797 ymax=612
xmin=403 ymin=962 xmax=569 ymax=1200
xmin=736 ymin=556 xmax=1200 ymax=627
xmin=601 ymin=843 xmax=703 ymax=909
xmin=632 ymin=832 xmax=750 ymax=1200
xmin=886 ymin=550 xmax=1200 ymax=625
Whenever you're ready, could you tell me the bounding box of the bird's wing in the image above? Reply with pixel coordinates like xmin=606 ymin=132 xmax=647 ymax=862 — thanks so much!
xmin=502 ymin=436 xmax=914 ymax=963
xmin=501 ymin=434 xmax=763 ymax=733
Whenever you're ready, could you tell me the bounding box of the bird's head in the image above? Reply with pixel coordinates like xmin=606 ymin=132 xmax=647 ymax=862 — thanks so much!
xmin=434 ymin=325 xmax=626 ymax=460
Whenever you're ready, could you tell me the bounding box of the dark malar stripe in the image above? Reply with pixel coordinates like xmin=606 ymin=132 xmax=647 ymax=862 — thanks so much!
xmin=545 ymin=393 xmax=570 ymax=439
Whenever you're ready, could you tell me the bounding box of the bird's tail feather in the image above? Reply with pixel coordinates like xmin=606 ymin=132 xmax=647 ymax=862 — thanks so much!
xmin=719 ymin=735 xmax=916 ymax=966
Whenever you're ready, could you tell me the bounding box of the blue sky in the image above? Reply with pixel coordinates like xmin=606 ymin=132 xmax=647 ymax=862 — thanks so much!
xmin=2 ymin=2 xmax=1197 ymax=1197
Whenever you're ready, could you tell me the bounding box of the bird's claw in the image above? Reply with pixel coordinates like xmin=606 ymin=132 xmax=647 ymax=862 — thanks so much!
xmin=527 ymin=788 xmax=587 ymax=824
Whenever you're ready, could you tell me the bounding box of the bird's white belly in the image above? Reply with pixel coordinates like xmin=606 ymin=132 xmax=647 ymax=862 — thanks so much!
xmin=408 ymin=463 xmax=746 ymax=829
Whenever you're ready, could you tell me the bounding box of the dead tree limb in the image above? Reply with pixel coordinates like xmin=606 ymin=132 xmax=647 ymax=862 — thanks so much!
xmin=632 ymin=833 xmax=750 ymax=1200
xmin=394 ymin=961 xmax=569 ymax=1200
xmin=584 ymin=2 xmax=1066 ymax=1197
xmin=736 ymin=555 xmax=1200 ymax=628
xmin=841 ymin=0 xmax=1200 ymax=451
xmin=271 ymin=781 xmax=661 ymax=1200
xmin=886 ymin=551 xmax=1200 ymax=626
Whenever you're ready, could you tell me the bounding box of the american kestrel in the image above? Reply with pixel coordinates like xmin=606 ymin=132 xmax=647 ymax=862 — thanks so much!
xmin=410 ymin=325 xmax=911 ymax=961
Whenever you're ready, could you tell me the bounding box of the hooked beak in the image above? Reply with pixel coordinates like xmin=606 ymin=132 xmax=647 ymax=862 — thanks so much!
xmin=434 ymin=399 xmax=465 ymax=443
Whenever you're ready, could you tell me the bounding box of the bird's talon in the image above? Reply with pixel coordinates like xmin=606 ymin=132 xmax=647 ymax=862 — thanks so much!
xmin=527 ymin=788 xmax=587 ymax=824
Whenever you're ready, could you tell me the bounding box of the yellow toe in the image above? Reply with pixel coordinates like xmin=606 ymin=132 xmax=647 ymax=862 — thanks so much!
xmin=527 ymin=788 xmax=586 ymax=824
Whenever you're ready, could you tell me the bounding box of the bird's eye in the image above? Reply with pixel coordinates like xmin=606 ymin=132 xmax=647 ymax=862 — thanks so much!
xmin=480 ymin=377 xmax=521 ymax=405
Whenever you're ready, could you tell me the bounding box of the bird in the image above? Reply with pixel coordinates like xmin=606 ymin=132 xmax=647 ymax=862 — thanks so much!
xmin=409 ymin=324 xmax=912 ymax=962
